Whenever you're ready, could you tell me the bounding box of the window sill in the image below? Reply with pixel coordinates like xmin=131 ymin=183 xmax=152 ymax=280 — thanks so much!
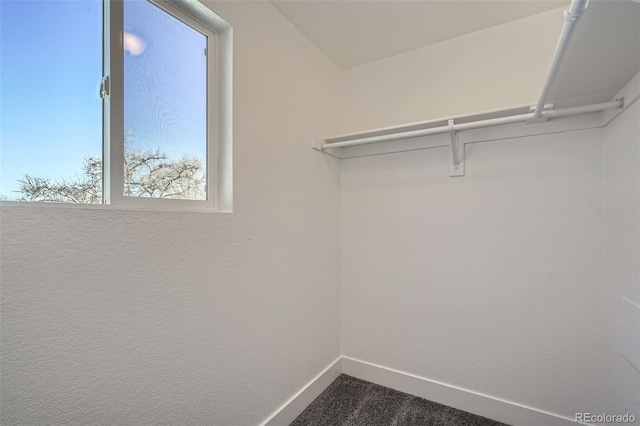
xmin=0 ymin=200 xmax=232 ymax=214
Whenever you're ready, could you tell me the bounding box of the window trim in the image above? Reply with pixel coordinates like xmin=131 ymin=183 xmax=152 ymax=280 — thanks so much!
xmin=106 ymin=0 xmax=232 ymax=212
xmin=173 ymin=0 xmax=234 ymax=213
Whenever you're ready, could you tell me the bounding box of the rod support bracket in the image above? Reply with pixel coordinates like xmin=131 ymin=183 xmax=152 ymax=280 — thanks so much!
xmin=312 ymin=135 xmax=324 ymax=151
xmin=527 ymin=103 xmax=552 ymax=124
xmin=527 ymin=116 xmax=549 ymax=124
xmin=448 ymin=119 xmax=465 ymax=177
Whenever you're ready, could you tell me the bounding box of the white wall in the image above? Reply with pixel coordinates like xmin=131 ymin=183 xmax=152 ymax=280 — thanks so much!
xmin=339 ymin=7 xmax=563 ymax=133
xmin=338 ymin=7 xmax=610 ymax=420
xmin=603 ymin=97 xmax=640 ymax=418
xmin=0 ymin=1 xmax=343 ymax=425
xmin=340 ymin=128 xmax=605 ymax=419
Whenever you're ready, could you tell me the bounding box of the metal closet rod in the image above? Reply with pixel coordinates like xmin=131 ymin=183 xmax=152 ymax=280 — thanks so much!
xmin=533 ymin=0 xmax=589 ymax=119
xmin=321 ymin=0 xmax=618 ymax=152
xmin=321 ymin=99 xmax=622 ymax=149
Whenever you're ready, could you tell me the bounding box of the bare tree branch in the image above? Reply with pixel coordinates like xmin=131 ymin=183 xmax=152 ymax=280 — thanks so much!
xmin=15 ymin=143 xmax=205 ymax=203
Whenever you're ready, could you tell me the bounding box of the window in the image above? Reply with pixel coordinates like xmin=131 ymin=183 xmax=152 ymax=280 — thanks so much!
xmin=0 ymin=0 xmax=232 ymax=211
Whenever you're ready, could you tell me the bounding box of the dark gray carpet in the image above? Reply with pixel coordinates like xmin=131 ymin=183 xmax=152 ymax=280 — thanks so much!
xmin=291 ymin=374 xmax=509 ymax=426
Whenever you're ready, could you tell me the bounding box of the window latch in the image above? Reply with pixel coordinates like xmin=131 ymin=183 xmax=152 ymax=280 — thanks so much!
xmin=99 ymin=76 xmax=110 ymax=99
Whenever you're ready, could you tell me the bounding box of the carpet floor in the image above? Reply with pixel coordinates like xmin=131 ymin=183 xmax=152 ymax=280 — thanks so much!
xmin=290 ymin=374 xmax=509 ymax=426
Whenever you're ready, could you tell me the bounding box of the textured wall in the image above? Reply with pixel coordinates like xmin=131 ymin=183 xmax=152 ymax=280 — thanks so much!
xmin=603 ymin=99 xmax=640 ymax=418
xmin=0 ymin=1 xmax=342 ymax=424
xmin=340 ymin=129 xmax=605 ymax=419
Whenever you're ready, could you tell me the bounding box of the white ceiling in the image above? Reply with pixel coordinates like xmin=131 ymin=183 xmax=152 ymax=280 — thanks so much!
xmin=270 ymin=0 xmax=565 ymax=70
xmin=548 ymin=0 xmax=640 ymax=107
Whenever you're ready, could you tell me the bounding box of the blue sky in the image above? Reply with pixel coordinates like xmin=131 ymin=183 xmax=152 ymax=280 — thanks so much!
xmin=124 ymin=0 xmax=207 ymax=169
xmin=1 ymin=0 xmax=103 ymax=199
xmin=1 ymin=0 xmax=207 ymax=200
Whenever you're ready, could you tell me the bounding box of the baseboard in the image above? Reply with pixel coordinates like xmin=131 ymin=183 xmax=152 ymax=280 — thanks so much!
xmin=260 ymin=355 xmax=581 ymax=426
xmin=341 ymin=356 xmax=579 ymax=426
xmin=260 ymin=356 xmax=342 ymax=426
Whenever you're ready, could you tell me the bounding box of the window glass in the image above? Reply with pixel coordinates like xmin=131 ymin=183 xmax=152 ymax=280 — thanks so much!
xmin=123 ymin=0 xmax=208 ymax=200
xmin=0 ymin=0 xmax=103 ymax=203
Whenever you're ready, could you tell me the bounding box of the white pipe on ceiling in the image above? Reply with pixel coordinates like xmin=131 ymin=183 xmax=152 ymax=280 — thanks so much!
xmin=532 ymin=0 xmax=589 ymax=119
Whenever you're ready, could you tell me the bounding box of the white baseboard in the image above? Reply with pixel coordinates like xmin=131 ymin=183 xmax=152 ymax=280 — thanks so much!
xmin=341 ymin=356 xmax=578 ymax=426
xmin=260 ymin=355 xmax=580 ymax=426
xmin=260 ymin=356 xmax=342 ymax=426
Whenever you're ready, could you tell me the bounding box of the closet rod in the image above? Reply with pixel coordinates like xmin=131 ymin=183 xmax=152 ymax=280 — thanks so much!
xmin=532 ymin=0 xmax=589 ymax=119
xmin=321 ymin=99 xmax=621 ymax=150
xmin=318 ymin=0 xmax=619 ymax=153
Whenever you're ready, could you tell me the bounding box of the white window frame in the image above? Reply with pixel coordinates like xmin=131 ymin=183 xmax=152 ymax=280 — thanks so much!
xmin=1 ymin=0 xmax=232 ymax=212
xmin=106 ymin=0 xmax=232 ymax=212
